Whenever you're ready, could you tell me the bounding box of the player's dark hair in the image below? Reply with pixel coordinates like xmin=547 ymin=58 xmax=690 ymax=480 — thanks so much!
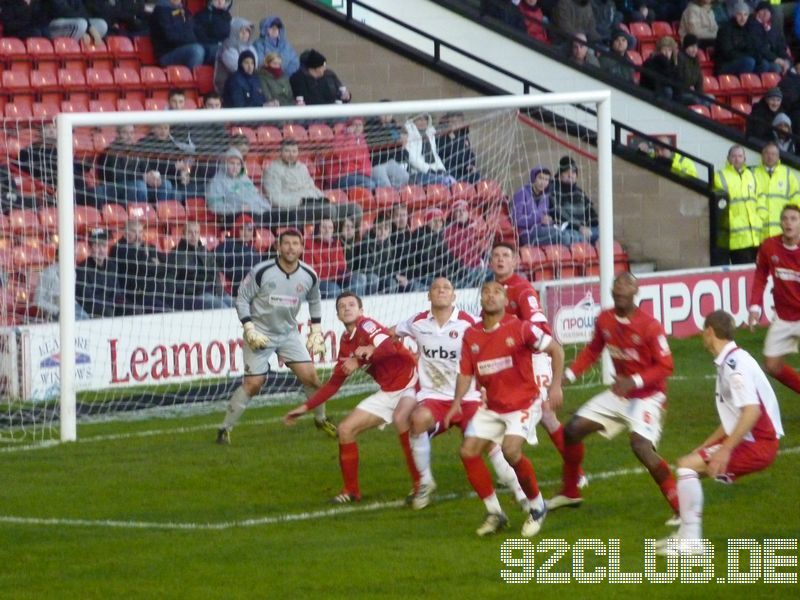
xmin=278 ymin=229 xmax=303 ymax=244
xmin=704 ymin=310 xmax=736 ymax=340
xmin=335 ymin=291 xmax=363 ymax=309
xmin=781 ymin=203 xmax=800 ymax=217
xmin=491 ymin=241 xmax=517 ymax=253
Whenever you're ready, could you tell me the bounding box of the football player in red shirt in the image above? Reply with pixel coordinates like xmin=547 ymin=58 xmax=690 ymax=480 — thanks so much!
xmin=548 ymin=272 xmax=679 ymax=523
xmin=490 ymin=242 xmax=584 ymax=485
xmin=284 ymin=292 xmax=418 ymax=503
xmin=748 ymin=203 xmax=800 ymax=395
xmin=447 ymin=281 xmax=565 ymax=537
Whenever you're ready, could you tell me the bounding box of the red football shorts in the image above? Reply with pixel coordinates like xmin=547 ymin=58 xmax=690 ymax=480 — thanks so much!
xmin=699 ymin=438 xmax=779 ymax=483
xmin=420 ymin=399 xmax=480 ymax=436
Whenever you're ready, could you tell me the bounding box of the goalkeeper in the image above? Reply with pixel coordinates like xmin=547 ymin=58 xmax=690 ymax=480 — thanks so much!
xmin=216 ymin=228 xmax=336 ymax=443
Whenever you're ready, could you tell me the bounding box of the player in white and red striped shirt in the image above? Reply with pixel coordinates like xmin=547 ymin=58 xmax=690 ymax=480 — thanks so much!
xmin=748 ymin=203 xmax=800 ymax=395
xmin=658 ymin=310 xmax=784 ymax=556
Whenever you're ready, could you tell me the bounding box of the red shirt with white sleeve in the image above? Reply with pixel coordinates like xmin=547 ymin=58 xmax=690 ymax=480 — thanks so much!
xmin=568 ymin=308 xmax=673 ymax=399
xmin=305 ymin=316 xmax=416 ymax=410
xmin=460 ymin=316 xmax=552 ymax=413
xmin=750 ymin=235 xmax=800 ymax=322
xmin=498 ymin=273 xmax=550 ymax=331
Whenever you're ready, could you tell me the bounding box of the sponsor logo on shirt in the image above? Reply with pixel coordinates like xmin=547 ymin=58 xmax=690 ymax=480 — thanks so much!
xmin=476 ymin=356 xmax=513 ymax=376
xmin=505 ymin=337 xmax=515 ymax=347
xmin=268 ymin=294 xmax=300 ymax=307
xmin=607 ymin=344 xmax=641 ymax=363
xmin=775 ymin=267 xmax=800 ymax=283
xmin=362 ymin=320 xmax=377 ymax=334
xmin=449 ymin=330 xmax=459 ymax=339
xmin=471 ymin=343 xmax=480 ymax=354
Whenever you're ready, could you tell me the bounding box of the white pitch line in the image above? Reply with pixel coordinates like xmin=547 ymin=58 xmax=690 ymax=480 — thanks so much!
xmin=2 ymin=448 xmax=798 ymax=532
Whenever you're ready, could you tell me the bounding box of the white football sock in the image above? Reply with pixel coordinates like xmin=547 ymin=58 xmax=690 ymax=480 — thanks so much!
xmin=483 ymin=492 xmax=503 ymax=515
xmin=221 ymin=386 xmax=250 ymax=431
xmin=529 ymin=492 xmax=545 ymax=513
xmin=677 ymin=467 xmax=703 ymax=540
xmin=410 ymin=433 xmax=434 ymax=486
xmin=488 ymin=445 xmax=528 ymax=508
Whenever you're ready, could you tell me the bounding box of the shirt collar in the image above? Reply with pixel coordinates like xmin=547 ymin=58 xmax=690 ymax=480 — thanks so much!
xmin=714 ymin=341 xmax=738 ymax=367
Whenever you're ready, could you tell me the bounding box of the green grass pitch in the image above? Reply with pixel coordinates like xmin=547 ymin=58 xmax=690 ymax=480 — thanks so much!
xmin=0 ymin=328 xmax=797 ymax=598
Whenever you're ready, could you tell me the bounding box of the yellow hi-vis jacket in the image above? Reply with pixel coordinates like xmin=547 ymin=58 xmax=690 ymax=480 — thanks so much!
xmin=713 ymin=163 xmax=762 ymax=251
xmin=752 ymin=162 xmax=799 ymax=240
xmin=671 ymin=152 xmax=698 ymax=178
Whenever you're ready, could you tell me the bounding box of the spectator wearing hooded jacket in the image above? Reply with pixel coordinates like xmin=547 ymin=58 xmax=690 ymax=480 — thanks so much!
xmin=715 ymin=2 xmax=773 ymax=75
xmin=193 ymin=0 xmax=232 ymax=65
xmin=214 ymin=17 xmax=258 ymax=94
xmin=365 ymin=110 xmax=410 ymax=188
xmin=150 ymin=0 xmax=205 ymax=69
xmin=404 ymin=113 xmax=453 ymax=186
xmin=289 ymin=49 xmax=351 ymax=105
xmin=205 ymin=147 xmax=271 ymax=218
xmin=48 ymin=0 xmax=108 ymax=43
xmin=551 ymin=156 xmax=599 ymax=244
xmin=222 ymin=50 xmax=267 ymax=108
xmin=254 ymin=16 xmax=300 ymax=77
xmin=512 ymin=166 xmax=562 ymax=246
xmin=437 ymin=112 xmax=481 ymax=184
xmin=747 ymin=87 xmax=784 ymax=142
xmin=1 ymin=0 xmax=50 ymax=39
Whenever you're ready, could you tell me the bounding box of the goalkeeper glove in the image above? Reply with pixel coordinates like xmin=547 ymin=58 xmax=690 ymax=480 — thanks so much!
xmin=306 ymin=323 xmax=326 ymax=360
xmin=243 ymin=322 xmax=270 ymax=351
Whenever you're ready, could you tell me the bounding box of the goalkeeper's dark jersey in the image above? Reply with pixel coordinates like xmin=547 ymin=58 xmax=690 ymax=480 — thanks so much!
xmin=236 ymin=259 xmax=321 ymax=337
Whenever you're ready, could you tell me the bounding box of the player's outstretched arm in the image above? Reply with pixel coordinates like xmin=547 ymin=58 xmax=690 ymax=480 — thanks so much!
xmin=283 ymin=403 xmax=310 ymax=425
xmin=283 ymin=369 xmax=349 ymax=426
xmin=446 ymin=373 xmax=473 ymax=429
xmin=544 ymin=339 xmax=565 ymax=412
xmin=694 ymin=424 xmax=726 ymax=453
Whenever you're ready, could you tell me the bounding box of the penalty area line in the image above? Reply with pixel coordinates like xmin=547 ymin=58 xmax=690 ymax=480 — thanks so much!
xmin=2 ymin=448 xmax=798 ymax=532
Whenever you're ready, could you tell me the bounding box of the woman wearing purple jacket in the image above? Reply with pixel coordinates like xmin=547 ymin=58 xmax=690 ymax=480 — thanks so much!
xmin=511 ymin=166 xmax=561 ymax=246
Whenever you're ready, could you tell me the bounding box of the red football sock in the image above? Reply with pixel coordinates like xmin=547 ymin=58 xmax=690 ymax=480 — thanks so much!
xmin=561 ymin=442 xmax=585 ymax=498
xmin=651 ymin=459 xmax=679 ymax=514
xmin=548 ymin=425 xmax=566 ymax=457
xmin=511 ymin=455 xmax=540 ymax=500
xmin=398 ymin=430 xmax=421 ymax=491
xmin=775 ymin=364 xmax=800 ymax=394
xmin=461 ymin=455 xmax=495 ymax=499
xmin=338 ymin=441 xmax=360 ymax=497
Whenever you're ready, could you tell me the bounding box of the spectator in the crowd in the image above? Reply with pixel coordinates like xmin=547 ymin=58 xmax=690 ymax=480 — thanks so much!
xmin=713 ymin=144 xmax=761 ymax=263
xmin=772 ymin=112 xmax=796 ymax=153
xmin=409 ymin=208 xmax=455 ymax=289
xmin=0 ymin=165 xmax=28 ymax=214
xmin=289 ymin=49 xmax=351 ymax=106
xmin=568 ymin=32 xmax=601 ymax=67
xmin=95 ymin=124 xmax=141 ymax=205
xmin=715 ymin=2 xmax=774 ymax=74
xmin=517 ymin=0 xmax=550 ymax=42
xmin=167 ymin=88 xmax=196 ymax=154
xmin=437 ymin=111 xmax=481 ymax=184
xmin=34 ymin=252 xmax=90 ymax=322
xmin=339 ymin=215 xmax=380 ymax=294
xmin=48 ymin=0 xmax=108 ymax=43
xmin=599 ymin=29 xmax=636 ymax=83
xmin=213 ymin=17 xmax=258 ymax=95
xmin=206 ymin=147 xmax=271 ymax=219
xmin=365 ymin=110 xmax=410 ymax=188
xmin=653 ymin=135 xmax=699 ymax=177
xmin=442 ymin=200 xmax=492 ymax=288
xmin=261 ymin=139 xmax=339 ymax=225
xmin=85 ymin=0 xmax=149 ymax=36
xmin=17 ymin=121 xmax=92 ymax=205
xmin=679 ymin=0 xmax=719 ymax=48
xmin=214 ymin=214 xmax=264 ymax=296
xmin=512 ymin=166 xmax=562 ymax=246
xmin=627 ymin=0 xmax=655 ymax=24
xmin=676 ymin=34 xmax=706 ymax=104
xmin=750 ymin=2 xmax=790 ymax=74
xmin=552 ymin=0 xmax=600 ymax=46
xmin=76 ymin=229 xmax=122 ymax=318
xmin=747 ymin=86 xmax=784 ymax=142
xmin=592 ymin=0 xmax=621 ymax=44
xmin=328 ymin=117 xmax=379 ymax=190
xmin=551 ymin=156 xmax=599 ymax=244
xmin=166 ymin=220 xmax=233 ymax=310
xmin=386 ymin=203 xmax=421 ymax=293
xmin=110 ymin=219 xmax=170 ymax=314
xmin=303 ymin=218 xmax=368 ymax=298
xmin=485 ymin=0 xmax=527 ymax=30
xmin=149 ymin=0 xmax=205 ymax=69
xmin=350 ymin=213 xmax=401 ymax=294
xmin=0 ymin=0 xmax=50 ymax=39
xmin=641 ymin=36 xmax=681 ymax=99
xmin=191 ymin=91 xmax=230 ymax=157
xmin=131 ymin=122 xmax=187 ymax=202
xmin=222 ymin=50 xmax=267 ymax=108
xmin=258 ymin=52 xmax=295 ymax=106
xmin=193 ymin=0 xmax=232 ymax=65
xmin=254 ymin=16 xmax=300 ymax=77
xmin=404 ymin=113 xmax=452 ymax=186
xmin=753 ymin=140 xmax=800 ymax=240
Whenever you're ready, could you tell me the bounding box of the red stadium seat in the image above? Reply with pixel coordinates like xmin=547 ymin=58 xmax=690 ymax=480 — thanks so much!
xmin=134 ymin=37 xmax=156 ymax=66
xmin=688 ymin=104 xmax=711 ymax=118
xmin=140 ymin=66 xmax=169 ymax=94
xmin=58 ymin=67 xmax=87 ymax=92
xmin=324 ymin=189 xmax=348 ymax=205
xmin=739 ymin=72 xmax=763 ymax=96
xmin=626 ymin=50 xmax=643 ymax=66
xmin=569 ymin=242 xmax=600 ymax=276
xmin=113 ymin=66 xmax=141 ymax=90
xmin=0 ymin=37 xmax=28 ymax=64
xmin=75 ymin=240 xmax=90 ymax=264
xmin=32 ymin=102 xmax=60 ymax=118
xmin=651 ymin=21 xmax=675 ymax=39
xmin=127 ymin=202 xmax=157 ymax=225
xmin=518 ymin=245 xmax=554 ymax=280
xmin=165 ymin=65 xmax=194 ymax=86
xmin=159 ymin=234 xmax=181 ymax=253
xmin=398 ymin=184 xmax=427 ymax=210
xmin=106 ymin=36 xmax=139 ymax=69
xmin=475 ymin=179 xmax=504 ymax=202
xmin=61 ymin=98 xmax=90 ymax=113
xmin=282 ymin=123 xmax=308 ymax=143
xmin=307 ymin=123 xmax=334 ymax=149
xmin=101 ymin=203 xmax=128 ymax=230
xmin=450 ymin=181 xmax=477 ymax=204
xmin=2 ymin=70 xmax=32 ymax=96
xmin=229 ymin=125 xmax=257 ymax=145
xmin=7 ymin=209 xmax=41 ymax=236
xmin=74 ymin=206 xmax=103 ymax=234
xmin=80 ymin=39 xmax=111 ymax=66
xmin=347 ymin=186 xmax=375 ymax=210
xmin=4 ymin=102 xmax=34 ymax=120
xmin=145 ymin=98 xmax=168 ymax=111
xmin=193 ymin=65 xmax=214 ymax=95
xmin=717 ymin=74 xmax=744 ymax=104
xmin=253 ymin=228 xmax=275 ymax=252
xmin=760 ymin=72 xmax=781 ymax=91
xmin=117 ymin=98 xmax=144 ymax=112
xmin=373 ymin=186 xmax=400 ymax=209
xmin=38 ymin=208 xmax=59 ymax=236
xmin=256 ymin=125 xmax=283 ymax=149
xmin=629 ymin=22 xmax=655 ymax=44
xmin=89 ymin=100 xmax=115 ymax=113
xmin=52 ymin=37 xmax=82 ymax=61
xmin=184 ymin=198 xmax=215 ymax=223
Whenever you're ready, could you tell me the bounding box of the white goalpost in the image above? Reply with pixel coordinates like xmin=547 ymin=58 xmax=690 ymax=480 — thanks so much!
xmin=43 ymin=91 xmax=614 ymax=442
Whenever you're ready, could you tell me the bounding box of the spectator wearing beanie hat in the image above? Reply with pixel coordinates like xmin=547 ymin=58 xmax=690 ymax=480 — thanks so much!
xmin=715 ymin=2 xmax=774 ymax=75
xmin=747 ymin=87 xmax=784 ymax=142
xmin=750 ymin=2 xmax=790 ymax=75
xmin=641 ymin=36 xmax=681 ymax=100
xmin=289 ymin=49 xmax=351 ymax=106
xmin=551 ymin=156 xmax=599 ymax=245
xmin=599 ymin=29 xmax=636 ymax=84
xmin=677 ymin=34 xmax=706 ymax=104
xmin=772 ymin=112 xmax=796 ymax=153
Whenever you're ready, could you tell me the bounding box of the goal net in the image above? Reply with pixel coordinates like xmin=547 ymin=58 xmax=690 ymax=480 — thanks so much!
xmin=0 ymin=93 xmax=612 ymax=444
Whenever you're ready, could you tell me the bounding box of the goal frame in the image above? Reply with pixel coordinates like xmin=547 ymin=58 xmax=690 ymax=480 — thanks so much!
xmin=56 ymin=92 xmax=613 ymax=441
